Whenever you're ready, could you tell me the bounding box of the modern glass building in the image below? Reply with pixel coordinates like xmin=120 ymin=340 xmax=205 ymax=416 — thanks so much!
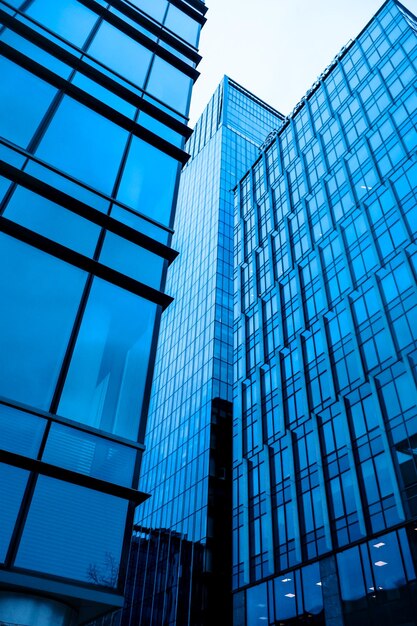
xmin=233 ymin=1 xmax=417 ymax=624
xmin=0 ymin=0 xmax=205 ymax=624
xmin=108 ymin=77 xmax=283 ymax=625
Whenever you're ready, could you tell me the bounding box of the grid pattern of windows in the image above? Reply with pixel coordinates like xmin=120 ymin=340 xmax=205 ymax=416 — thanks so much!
xmin=0 ymin=0 xmax=204 ymax=619
xmin=135 ymin=77 xmax=283 ymax=624
xmin=234 ymin=2 xmax=417 ymax=624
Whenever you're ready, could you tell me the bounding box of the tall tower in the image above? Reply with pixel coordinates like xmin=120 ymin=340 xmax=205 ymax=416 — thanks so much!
xmin=233 ymin=1 xmax=417 ymax=625
xmin=125 ymin=77 xmax=284 ymax=625
xmin=0 ymin=1 xmax=205 ymax=624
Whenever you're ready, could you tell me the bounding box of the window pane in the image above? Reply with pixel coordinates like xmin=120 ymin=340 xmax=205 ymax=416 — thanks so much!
xmin=0 ymin=464 xmax=29 ymax=564
xmin=99 ymin=232 xmax=164 ymax=288
xmin=130 ymin=0 xmax=167 ymax=21
xmin=117 ymin=136 xmax=179 ymax=226
xmin=58 ymin=278 xmax=157 ymax=440
xmin=0 ymin=234 xmax=86 ymax=410
xmin=0 ymin=56 xmax=57 ymax=148
xmin=3 ymin=186 xmax=101 ymax=257
xmin=165 ymin=5 xmax=200 ymax=46
xmin=24 ymin=0 xmax=98 ymax=47
xmin=146 ymin=57 xmax=192 ymax=114
xmin=87 ymin=21 xmax=152 ymax=88
xmin=34 ymin=97 xmax=128 ymax=195
xmin=15 ymin=476 xmax=128 ymax=586
xmin=0 ymin=404 xmax=46 ymax=457
xmin=42 ymin=423 xmax=136 ymax=487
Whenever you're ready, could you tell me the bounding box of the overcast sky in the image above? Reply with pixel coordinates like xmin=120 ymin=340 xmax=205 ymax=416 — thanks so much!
xmin=189 ymin=0 xmax=416 ymax=124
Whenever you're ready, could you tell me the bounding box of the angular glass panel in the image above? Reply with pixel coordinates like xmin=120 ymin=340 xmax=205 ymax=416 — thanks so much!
xmin=110 ymin=205 xmax=170 ymax=245
xmin=0 ymin=56 xmax=57 ymax=148
xmin=302 ymin=562 xmax=323 ymax=615
xmin=24 ymin=0 xmax=98 ymax=47
xmin=146 ymin=57 xmax=192 ymax=115
xmin=165 ymin=5 xmax=200 ymax=46
xmin=0 ymin=463 xmax=29 ymax=564
xmin=15 ymin=476 xmax=128 ymax=586
xmin=34 ymin=97 xmax=128 ymax=195
xmin=99 ymin=232 xmax=164 ymax=288
xmin=337 ymin=546 xmax=366 ymax=602
xmin=3 ymin=186 xmax=101 ymax=257
xmin=117 ymin=137 xmax=179 ymax=226
xmin=42 ymin=423 xmax=136 ymax=487
xmin=274 ymin=573 xmax=297 ymax=620
xmin=58 ymin=278 xmax=157 ymax=440
xmin=246 ymin=583 xmax=269 ymax=624
xmin=0 ymin=404 xmax=46 ymax=457
xmin=0 ymin=234 xmax=86 ymax=410
xmin=87 ymin=21 xmax=152 ymax=88
xmin=129 ymin=0 xmax=168 ymax=21
xmin=0 ymin=29 xmax=72 ymax=78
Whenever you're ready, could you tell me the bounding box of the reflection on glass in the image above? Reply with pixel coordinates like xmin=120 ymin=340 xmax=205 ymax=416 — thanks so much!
xmin=58 ymin=278 xmax=157 ymax=440
xmin=246 ymin=583 xmax=268 ymax=624
xmin=146 ymin=57 xmax=192 ymax=115
xmin=99 ymin=232 xmax=164 ymax=289
xmin=24 ymin=0 xmax=98 ymax=47
xmin=15 ymin=476 xmax=127 ymax=586
xmin=117 ymin=136 xmax=179 ymax=226
xmin=0 ymin=56 xmax=57 ymax=148
xmin=301 ymin=562 xmax=323 ymax=615
xmin=87 ymin=21 xmax=152 ymax=88
xmin=0 ymin=404 xmax=46 ymax=458
xmin=3 ymin=186 xmax=101 ymax=257
xmin=0 ymin=234 xmax=86 ymax=410
xmin=337 ymin=546 xmax=366 ymax=603
xmin=35 ymin=97 xmax=128 ymax=195
xmin=275 ymin=572 xmax=297 ymax=620
xmin=42 ymin=423 xmax=136 ymax=487
xmin=0 ymin=464 xmax=29 ymax=564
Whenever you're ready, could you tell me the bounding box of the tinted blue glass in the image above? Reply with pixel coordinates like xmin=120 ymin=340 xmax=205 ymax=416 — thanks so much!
xmin=99 ymin=232 xmax=164 ymax=288
xmin=0 ymin=29 xmax=72 ymax=78
xmin=110 ymin=205 xmax=170 ymax=245
xmin=0 ymin=463 xmax=29 ymax=564
xmin=0 ymin=234 xmax=86 ymax=410
xmin=165 ymin=5 xmax=200 ymax=46
xmin=35 ymin=97 xmax=128 ymax=195
xmin=58 ymin=278 xmax=157 ymax=439
xmin=0 ymin=56 xmax=57 ymax=148
xmin=117 ymin=137 xmax=179 ymax=226
xmin=3 ymin=186 xmax=101 ymax=256
xmin=274 ymin=575 xmax=297 ymax=620
xmin=146 ymin=57 xmax=192 ymax=114
xmin=15 ymin=476 xmax=128 ymax=586
xmin=42 ymin=423 xmax=136 ymax=487
xmin=24 ymin=0 xmax=98 ymax=47
xmin=301 ymin=562 xmax=323 ymax=615
xmin=130 ymin=0 xmax=167 ymax=21
xmin=71 ymin=72 xmax=136 ymax=119
xmin=87 ymin=21 xmax=152 ymax=88
xmin=138 ymin=112 xmax=184 ymax=148
xmin=246 ymin=583 xmax=268 ymax=624
xmin=0 ymin=404 xmax=46 ymax=457
xmin=370 ymin=532 xmax=406 ymax=589
xmin=337 ymin=547 xmax=365 ymax=601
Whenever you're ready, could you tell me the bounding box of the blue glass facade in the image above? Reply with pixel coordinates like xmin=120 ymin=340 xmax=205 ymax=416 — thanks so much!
xmin=0 ymin=0 xmax=205 ymax=623
xmin=106 ymin=77 xmax=283 ymax=625
xmin=233 ymin=1 xmax=417 ymax=624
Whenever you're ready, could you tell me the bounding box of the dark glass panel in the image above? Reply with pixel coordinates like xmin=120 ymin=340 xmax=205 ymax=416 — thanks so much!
xmin=24 ymin=0 xmax=98 ymax=47
xmin=302 ymin=562 xmax=323 ymax=615
xmin=0 ymin=463 xmax=29 ymax=564
xmin=3 ymin=186 xmax=101 ymax=256
xmin=87 ymin=20 xmax=152 ymax=88
xmin=275 ymin=574 xmax=297 ymax=620
xmin=246 ymin=583 xmax=269 ymax=623
xmin=117 ymin=136 xmax=179 ymax=226
xmin=0 ymin=404 xmax=46 ymax=457
xmin=34 ymin=97 xmax=128 ymax=195
xmin=58 ymin=278 xmax=157 ymax=440
xmin=0 ymin=234 xmax=86 ymax=410
xmin=42 ymin=423 xmax=136 ymax=487
xmin=15 ymin=476 xmax=128 ymax=586
xmin=0 ymin=56 xmax=57 ymax=148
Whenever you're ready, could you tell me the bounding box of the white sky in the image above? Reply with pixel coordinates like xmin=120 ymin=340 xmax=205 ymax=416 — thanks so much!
xmin=189 ymin=0 xmax=416 ymax=125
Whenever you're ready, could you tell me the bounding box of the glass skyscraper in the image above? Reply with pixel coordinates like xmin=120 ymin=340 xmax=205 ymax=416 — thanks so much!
xmin=113 ymin=77 xmax=283 ymax=625
xmin=0 ymin=0 xmax=205 ymax=624
xmin=233 ymin=1 xmax=417 ymax=625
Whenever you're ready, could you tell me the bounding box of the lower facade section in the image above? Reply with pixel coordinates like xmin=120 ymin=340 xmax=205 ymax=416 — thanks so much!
xmin=0 ymin=592 xmax=78 ymax=626
xmin=234 ymin=522 xmax=417 ymax=626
